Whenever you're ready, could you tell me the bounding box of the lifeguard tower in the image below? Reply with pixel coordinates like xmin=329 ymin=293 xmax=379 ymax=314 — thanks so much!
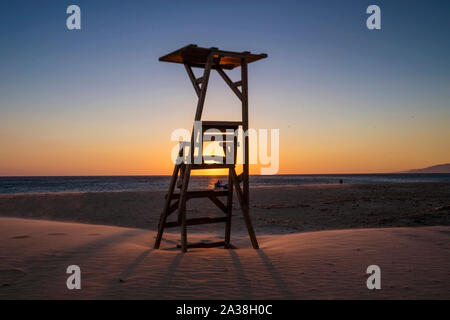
xmin=154 ymin=44 xmax=267 ymax=252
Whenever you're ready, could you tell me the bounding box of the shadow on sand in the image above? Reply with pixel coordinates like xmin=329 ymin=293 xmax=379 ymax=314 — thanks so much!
xmin=118 ymin=249 xmax=154 ymax=281
xmin=257 ymin=250 xmax=295 ymax=299
xmin=228 ymin=248 xmax=294 ymax=299
xmin=228 ymin=249 xmax=254 ymax=299
xmin=158 ymin=252 xmax=184 ymax=290
xmin=99 ymin=241 xmax=293 ymax=299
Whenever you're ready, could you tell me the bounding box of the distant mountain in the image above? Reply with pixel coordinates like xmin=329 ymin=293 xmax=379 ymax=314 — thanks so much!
xmin=405 ymin=163 xmax=450 ymax=173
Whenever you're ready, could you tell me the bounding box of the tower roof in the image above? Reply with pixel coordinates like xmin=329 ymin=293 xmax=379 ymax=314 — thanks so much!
xmin=159 ymin=44 xmax=267 ymax=70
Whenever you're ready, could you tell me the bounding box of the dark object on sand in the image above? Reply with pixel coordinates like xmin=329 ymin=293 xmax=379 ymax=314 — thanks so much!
xmin=154 ymin=45 xmax=267 ymax=252
xmin=214 ymin=180 xmax=228 ymax=190
xmin=339 ymin=179 xmax=343 ymax=184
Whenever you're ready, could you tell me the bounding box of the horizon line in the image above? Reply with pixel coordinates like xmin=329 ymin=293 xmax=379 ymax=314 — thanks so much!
xmin=2 ymin=172 xmax=447 ymax=178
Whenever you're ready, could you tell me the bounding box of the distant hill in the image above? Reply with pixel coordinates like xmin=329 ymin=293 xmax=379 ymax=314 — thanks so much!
xmin=405 ymin=163 xmax=450 ymax=173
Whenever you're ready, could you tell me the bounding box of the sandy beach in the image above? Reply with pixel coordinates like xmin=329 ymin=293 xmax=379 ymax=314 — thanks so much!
xmin=1 ymin=182 xmax=449 ymax=299
xmin=1 ymin=182 xmax=449 ymax=234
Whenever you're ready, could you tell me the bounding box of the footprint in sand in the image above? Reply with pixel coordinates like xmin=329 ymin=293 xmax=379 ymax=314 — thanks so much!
xmin=47 ymin=233 xmax=66 ymax=236
xmin=10 ymin=235 xmax=30 ymax=239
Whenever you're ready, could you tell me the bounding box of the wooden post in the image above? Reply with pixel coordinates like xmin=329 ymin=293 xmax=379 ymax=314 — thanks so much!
xmin=178 ymin=166 xmax=190 ymax=252
xmin=241 ymin=58 xmax=249 ymax=206
xmin=225 ymin=167 xmax=233 ymax=247
xmin=184 ymin=64 xmax=200 ymax=97
xmin=178 ymin=53 xmax=214 ymax=252
xmin=154 ymin=164 xmax=179 ymax=248
xmin=240 ymin=58 xmax=258 ymax=249
xmin=230 ymin=168 xmax=259 ymax=249
xmin=194 ymin=53 xmax=213 ymax=121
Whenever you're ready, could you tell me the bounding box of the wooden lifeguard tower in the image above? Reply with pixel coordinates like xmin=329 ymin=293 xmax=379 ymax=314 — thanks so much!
xmin=154 ymin=44 xmax=267 ymax=252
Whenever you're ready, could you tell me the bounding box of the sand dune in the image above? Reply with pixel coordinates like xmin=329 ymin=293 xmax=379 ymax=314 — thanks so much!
xmin=1 ymin=217 xmax=449 ymax=299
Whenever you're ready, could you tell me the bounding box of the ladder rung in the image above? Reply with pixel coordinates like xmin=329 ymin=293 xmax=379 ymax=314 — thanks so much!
xmin=204 ymin=131 xmax=238 ymax=136
xmin=177 ymin=241 xmax=226 ymax=249
xmin=233 ymin=81 xmax=242 ymax=87
xmin=202 ymin=157 xmax=233 ymax=164
xmin=191 ymin=163 xmax=235 ymax=169
xmin=169 ymin=190 xmax=229 ymax=200
xmin=178 ymin=162 xmax=235 ymax=170
xmin=201 ymin=121 xmax=242 ymax=130
xmin=164 ymin=216 xmax=227 ymax=228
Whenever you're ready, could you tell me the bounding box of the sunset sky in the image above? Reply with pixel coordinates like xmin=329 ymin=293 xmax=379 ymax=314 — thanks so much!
xmin=1 ymin=0 xmax=449 ymax=176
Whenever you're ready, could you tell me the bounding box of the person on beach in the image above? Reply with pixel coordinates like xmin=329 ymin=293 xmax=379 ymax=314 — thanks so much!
xmin=214 ymin=180 xmax=228 ymax=189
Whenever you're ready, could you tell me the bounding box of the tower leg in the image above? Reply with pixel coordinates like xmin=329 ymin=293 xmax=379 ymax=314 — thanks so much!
xmin=224 ymin=168 xmax=234 ymax=248
xmin=178 ymin=164 xmax=191 ymax=252
xmin=154 ymin=165 xmax=180 ymax=249
xmin=230 ymin=168 xmax=259 ymax=249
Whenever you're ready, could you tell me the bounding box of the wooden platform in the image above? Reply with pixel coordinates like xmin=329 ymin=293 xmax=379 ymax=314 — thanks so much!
xmin=159 ymin=44 xmax=267 ymax=70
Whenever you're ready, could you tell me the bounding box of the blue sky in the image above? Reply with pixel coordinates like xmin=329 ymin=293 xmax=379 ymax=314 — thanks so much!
xmin=1 ymin=0 xmax=449 ymax=175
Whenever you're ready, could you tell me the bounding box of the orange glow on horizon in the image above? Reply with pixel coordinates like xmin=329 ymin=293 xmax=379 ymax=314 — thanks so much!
xmin=1 ymin=84 xmax=449 ymax=176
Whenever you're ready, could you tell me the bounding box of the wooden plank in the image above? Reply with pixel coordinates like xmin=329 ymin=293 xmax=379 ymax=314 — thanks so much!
xmin=171 ymin=190 xmax=229 ymax=200
xmin=194 ymin=53 xmax=213 ymax=121
xmin=213 ymin=49 xmax=267 ymax=60
xmin=231 ymin=168 xmax=259 ymax=249
xmin=238 ymin=60 xmax=258 ymax=250
xmin=208 ymin=195 xmax=228 ymax=213
xmin=176 ymin=53 xmax=215 ymax=252
xmin=154 ymin=164 xmax=180 ymax=249
xmin=231 ymin=169 xmax=245 ymax=208
xmin=177 ymin=165 xmax=185 ymax=188
xmin=164 ymin=216 xmax=227 ymax=228
xmin=167 ymin=200 xmax=179 ymax=216
xmin=187 ymin=62 xmax=236 ymax=70
xmin=159 ymin=44 xmax=267 ymax=70
xmin=180 ymin=204 xmax=187 ymax=252
xmin=195 ymin=76 xmax=204 ymax=84
xmin=225 ymin=167 xmax=234 ymax=247
xmin=192 ymin=163 xmax=235 ymax=170
xmin=217 ymin=68 xmax=243 ymax=101
xmin=201 ymin=155 xmax=227 ymax=163
xmin=203 ymin=132 xmax=238 ymax=137
xmin=178 ymin=163 xmax=192 ymax=252
xmin=241 ymin=58 xmax=250 ymax=206
xmin=176 ymin=241 xmax=226 ymax=249
xmin=158 ymin=44 xmax=197 ymax=62
xmin=201 ymin=121 xmax=242 ymax=130
xmin=184 ymin=64 xmax=200 ymax=97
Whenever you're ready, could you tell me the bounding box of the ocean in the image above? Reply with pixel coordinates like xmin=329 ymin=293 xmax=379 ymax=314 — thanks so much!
xmin=1 ymin=174 xmax=450 ymax=194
